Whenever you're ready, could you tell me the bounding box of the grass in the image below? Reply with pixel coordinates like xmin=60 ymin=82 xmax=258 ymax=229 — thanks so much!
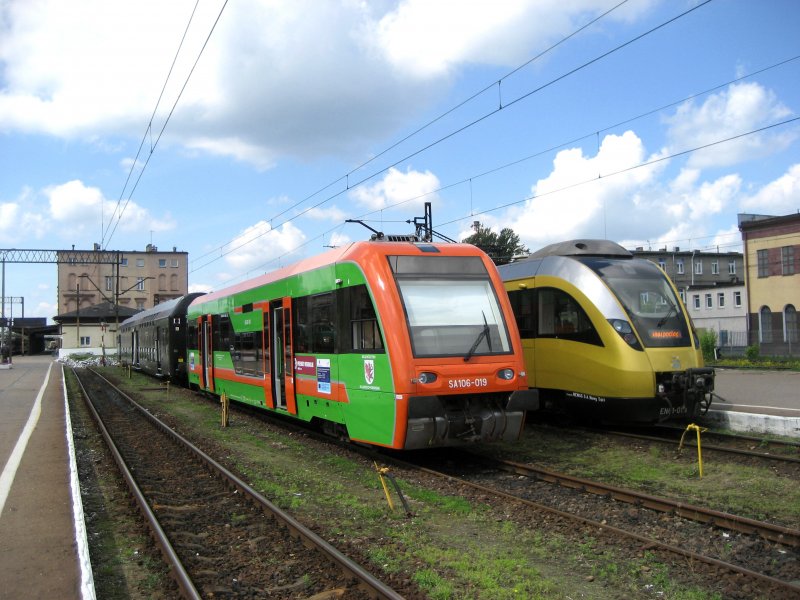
xmin=494 ymin=427 xmax=800 ymax=528
xmin=94 ymin=367 xmax=734 ymax=599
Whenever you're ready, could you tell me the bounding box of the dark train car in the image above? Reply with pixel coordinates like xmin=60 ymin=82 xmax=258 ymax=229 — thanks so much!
xmin=498 ymin=239 xmax=714 ymax=423
xmin=119 ymin=293 xmax=205 ymax=384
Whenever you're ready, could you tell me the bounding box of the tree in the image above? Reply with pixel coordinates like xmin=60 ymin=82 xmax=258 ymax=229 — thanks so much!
xmin=461 ymin=222 xmax=528 ymax=265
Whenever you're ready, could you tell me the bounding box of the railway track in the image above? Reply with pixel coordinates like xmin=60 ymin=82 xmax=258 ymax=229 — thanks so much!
xmin=399 ymin=449 xmax=800 ymax=598
xmin=72 ymin=367 xmax=404 ymax=599
xmin=611 ymin=424 xmax=800 ymax=465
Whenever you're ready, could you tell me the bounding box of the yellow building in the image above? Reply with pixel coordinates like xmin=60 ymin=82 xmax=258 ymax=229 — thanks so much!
xmin=739 ymin=213 xmax=800 ymax=355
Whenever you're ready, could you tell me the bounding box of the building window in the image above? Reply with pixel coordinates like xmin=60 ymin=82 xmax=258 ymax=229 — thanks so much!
xmin=170 ymin=273 xmax=179 ymax=291
xmin=693 ymin=294 xmax=700 ymax=309
xmin=734 ymin=291 xmax=742 ymax=307
xmin=136 ymin=258 xmax=145 ymax=268
xmin=694 ymin=261 xmax=703 ymax=275
xmin=759 ymin=306 xmax=772 ymax=343
xmin=158 ymin=274 xmax=167 ymax=291
xmin=676 ymin=259 xmax=684 ymax=275
xmin=705 ymin=293 xmax=712 ymax=309
xmin=728 ymin=259 xmax=736 ymax=275
xmin=679 ymin=289 xmax=686 ymax=304
xmin=105 ymin=276 xmax=113 ymax=291
xmin=79 ymin=336 xmax=91 ymax=347
xmin=136 ymin=277 xmax=145 ymax=291
xmin=136 ymin=299 xmax=145 ymax=310
xmin=711 ymin=260 xmax=719 ymax=275
xmin=171 ymin=259 xmax=179 ymax=268
xmin=120 ymin=257 xmax=128 ymax=267
xmin=658 ymin=259 xmax=666 ymax=271
xmin=785 ymin=305 xmax=798 ymax=343
xmin=757 ymin=249 xmax=769 ymax=277
xmin=159 ymin=258 xmax=167 ymax=268
xmin=782 ymin=246 xmax=795 ymax=275
xmin=717 ymin=292 xmax=725 ymax=308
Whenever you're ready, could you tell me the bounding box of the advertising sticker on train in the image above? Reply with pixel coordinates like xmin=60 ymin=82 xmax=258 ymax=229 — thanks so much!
xmin=317 ymin=358 xmax=331 ymax=394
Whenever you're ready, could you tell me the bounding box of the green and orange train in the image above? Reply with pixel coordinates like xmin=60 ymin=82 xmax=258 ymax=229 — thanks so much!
xmin=180 ymin=240 xmax=537 ymax=450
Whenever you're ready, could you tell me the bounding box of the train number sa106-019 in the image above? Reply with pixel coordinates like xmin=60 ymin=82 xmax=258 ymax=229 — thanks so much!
xmin=448 ymin=377 xmax=489 ymax=389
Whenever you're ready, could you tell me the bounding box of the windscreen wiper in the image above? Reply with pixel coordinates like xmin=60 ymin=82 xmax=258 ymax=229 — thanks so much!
xmin=656 ymin=302 xmax=677 ymax=327
xmin=464 ymin=311 xmax=491 ymax=362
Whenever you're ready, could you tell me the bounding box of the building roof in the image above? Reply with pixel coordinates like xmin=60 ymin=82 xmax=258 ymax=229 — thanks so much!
xmin=53 ymin=301 xmax=140 ymax=323
xmin=738 ymin=212 xmax=800 ymax=231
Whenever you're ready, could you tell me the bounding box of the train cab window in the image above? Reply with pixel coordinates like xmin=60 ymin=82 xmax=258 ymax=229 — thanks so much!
xmin=537 ymin=288 xmax=602 ymax=346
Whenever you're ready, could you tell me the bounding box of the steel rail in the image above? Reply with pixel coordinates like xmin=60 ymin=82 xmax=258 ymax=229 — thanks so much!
xmin=605 ymin=428 xmax=800 ymax=464
xmin=72 ymin=368 xmax=201 ymax=599
xmin=401 ymin=457 xmax=800 ymax=596
xmin=481 ymin=454 xmax=799 ymax=547
xmin=86 ymin=368 xmax=404 ymax=600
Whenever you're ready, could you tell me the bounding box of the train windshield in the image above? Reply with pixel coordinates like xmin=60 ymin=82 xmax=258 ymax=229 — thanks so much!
xmin=388 ymin=255 xmax=512 ymax=358
xmin=582 ymin=258 xmax=691 ymax=348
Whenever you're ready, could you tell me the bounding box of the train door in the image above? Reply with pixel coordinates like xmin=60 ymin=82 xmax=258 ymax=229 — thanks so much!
xmin=270 ymin=298 xmax=295 ymax=413
xmin=202 ymin=315 xmax=215 ymax=393
xmin=132 ymin=330 xmax=139 ymax=366
xmin=262 ymin=311 xmax=273 ymax=408
xmin=155 ymin=325 xmax=162 ymax=373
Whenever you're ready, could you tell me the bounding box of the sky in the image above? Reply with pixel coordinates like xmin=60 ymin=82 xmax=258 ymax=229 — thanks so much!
xmin=1 ymin=0 xmax=799 ymax=323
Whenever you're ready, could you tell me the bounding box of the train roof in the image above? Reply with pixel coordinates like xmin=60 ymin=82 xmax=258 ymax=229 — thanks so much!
xmin=189 ymin=240 xmax=486 ymax=308
xmin=119 ymin=293 xmax=205 ymax=329
xmin=528 ymin=239 xmax=632 ymax=259
xmin=497 ymin=239 xmax=635 ymax=282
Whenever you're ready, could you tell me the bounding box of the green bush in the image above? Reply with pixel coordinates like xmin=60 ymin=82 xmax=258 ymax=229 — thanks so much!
xmin=745 ymin=345 xmax=760 ymax=362
xmin=699 ymin=329 xmax=717 ymax=362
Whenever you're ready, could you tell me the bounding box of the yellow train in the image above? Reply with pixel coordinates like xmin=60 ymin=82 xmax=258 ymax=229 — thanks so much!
xmin=497 ymin=239 xmax=714 ymax=423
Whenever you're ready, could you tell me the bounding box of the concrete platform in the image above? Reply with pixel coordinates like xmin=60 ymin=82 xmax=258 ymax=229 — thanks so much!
xmin=703 ymin=368 xmax=800 ymax=438
xmin=0 ymin=355 xmax=94 ymax=599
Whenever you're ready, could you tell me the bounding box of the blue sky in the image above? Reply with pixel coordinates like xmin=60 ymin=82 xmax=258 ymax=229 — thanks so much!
xmin=1 ymin=0 xmax=799 ymax=322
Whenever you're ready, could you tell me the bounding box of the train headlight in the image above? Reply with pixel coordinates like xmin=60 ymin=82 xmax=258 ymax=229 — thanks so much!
xmin=607 ymin=319 xmax=643 ymax=351
xmin=417 ymin=372 xmax=438 ymax=384
xmin=497 ymin=368 xmax=515 ymax=380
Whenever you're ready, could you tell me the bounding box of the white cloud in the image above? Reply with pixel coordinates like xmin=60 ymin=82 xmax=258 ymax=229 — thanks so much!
xmin=43 ymin=179 xmax=174 ymax=239
xmin=372 ymin=0 xmax=655 ymax=78
xmin=0 ymin=0 xmax=662 ymax=167
xmin=502 ymin=131 xmax=663 ymax=248
xmin=327 ymin=231 xmax=351 ymax=248
xmin=666 ymin=82 xmax=795 ymax=169
xmin=740 ymin=163 xmax=800 ymax=214
xmin=349 ymin=166 xmax=440 ymax=211
xmin=224 ymin=220 xmax=307 ymax=273
xmin=305 ymin=205 xmax=348 ymax=222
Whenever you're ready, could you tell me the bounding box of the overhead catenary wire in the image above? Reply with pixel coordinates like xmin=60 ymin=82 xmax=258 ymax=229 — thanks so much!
xmin=201 ymin=115 xmax=799 ymax=288
xmin=104 ymin=0 xmax=230 ymax=249
xmin=190 ymin=50 xmax=799 ymax=277
xmin=190 ymin=0 xmax=716 ymax=271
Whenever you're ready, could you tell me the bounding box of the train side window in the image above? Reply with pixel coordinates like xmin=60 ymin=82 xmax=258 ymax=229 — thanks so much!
xmin=537 ymin=288 xmax=602 ymax=346
xmin=311 ymin=292 xmax=335 ymax=354
xmin=214 ymin=314 xmax=232 ymax=350
xmin=349 ymin=284 xmax=384 ymax=352
xmin=293 ymin=296 xmax=311 ymax=353
xmin=507 ymin=289 xmax=536 ymax=338
xmin=233 ymin=330 xmax=263 ymax=377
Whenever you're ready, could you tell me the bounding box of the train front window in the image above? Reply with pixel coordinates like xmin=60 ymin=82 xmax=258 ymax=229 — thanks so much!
xmin=584 ymin=258 xmax=690 ymax=348
xmin=389 ymin=255 xmax=512 ymax=358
